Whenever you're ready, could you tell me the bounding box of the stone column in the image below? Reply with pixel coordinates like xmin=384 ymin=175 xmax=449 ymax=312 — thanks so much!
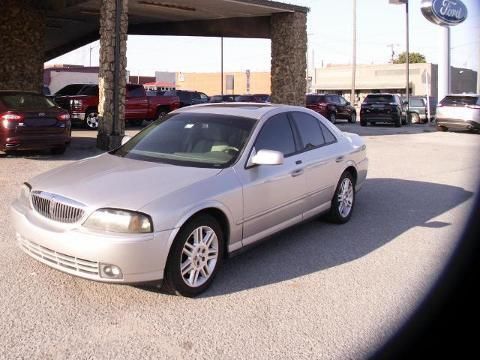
xmin=97 ymin=0 xmax=129 ymax=150
xmin=0 ymin=0 xmax=45 ymax=92
xmin=270 ymin=12 xmax=307 ymax=106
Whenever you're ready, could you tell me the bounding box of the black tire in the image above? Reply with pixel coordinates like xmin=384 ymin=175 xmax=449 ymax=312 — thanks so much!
xmin=85 ymin=110 xmax=99 ymax=130
xmin=436 ymin=124 xmax=448 ymax=132
xmin=327 ymin=171 xmax=356 ymax=224
xmin=360 ymin=118 xmax=367 ymax=127
xmin=329 ymin=112 xmax=337 ymax=124
xmin=156 ymin=107 xmax=169 ymax=121
xmin=394 ymin=116 xmax=402 ymax=127
xmin=349 ymin=112 xmax=357 ymax=123
xmin=65 ymin=128 xmax=72 ymax=144
xmin=163 ymin=214 xmax=224 ymax=297
xmin=51 ymin=145 xmax=66 ymax=155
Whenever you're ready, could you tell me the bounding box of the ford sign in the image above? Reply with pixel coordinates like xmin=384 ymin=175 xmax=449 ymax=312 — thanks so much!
xmin=421 ymin=0 xmax=468 ymax=26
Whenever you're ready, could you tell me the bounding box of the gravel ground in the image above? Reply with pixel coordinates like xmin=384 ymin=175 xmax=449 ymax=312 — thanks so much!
xmin=0 ymin=123 xmax=478 ymax=359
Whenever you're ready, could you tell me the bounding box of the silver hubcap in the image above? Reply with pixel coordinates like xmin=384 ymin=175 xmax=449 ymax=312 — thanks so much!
xmin=86 ymin=113 xmax=99 ymax=129
xmin=180 ymin=226 xmax=218 ymax=288
xmin=337 ymin=178 xmax=354 ymax=218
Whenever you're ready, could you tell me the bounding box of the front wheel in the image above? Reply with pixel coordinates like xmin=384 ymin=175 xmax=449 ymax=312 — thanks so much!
xmin=163 ymin=214 xmax=224 ymax=297
xmin=329 ymin=112 xmax=337 ymax=124
xmin=411 ymin=112 xmax=420 ymax=124
xmin=349 ymin=113 xmax=357 ymax=123
xmin=85 ymin=110 xmax=99 ymax=130
xmin=327 ymin=171 xmax=355 ymax=224
xmin=394 ymin=116 xmax=402 ymax=127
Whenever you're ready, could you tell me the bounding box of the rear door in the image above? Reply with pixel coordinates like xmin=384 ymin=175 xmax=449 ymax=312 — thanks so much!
xmin=289 ymin=111 xmax=341 ymax=218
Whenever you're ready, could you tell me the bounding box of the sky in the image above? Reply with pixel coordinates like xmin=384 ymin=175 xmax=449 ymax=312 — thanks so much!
xmin=46 ymin=0 xmax=480 ymax=76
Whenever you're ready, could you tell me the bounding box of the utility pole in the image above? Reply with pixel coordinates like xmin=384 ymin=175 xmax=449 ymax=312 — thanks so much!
xmin=351 ymin=0 xmax=356 ymax=105
xmin=221 ymin=37 xmax=224 ymax=96
xmin=387 ymin=43 xmax=399 ymax=63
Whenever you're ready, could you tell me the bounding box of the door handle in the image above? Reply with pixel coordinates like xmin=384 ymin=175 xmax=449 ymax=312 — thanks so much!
xmin=335 ymin=156 xmax=344 ymax=163
xmin=291 ymin=168 xmax=304 ymax=177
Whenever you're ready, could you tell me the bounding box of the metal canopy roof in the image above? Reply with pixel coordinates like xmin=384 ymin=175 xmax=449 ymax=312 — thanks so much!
xmin=41 ymin=0 xmax=308 ymax=60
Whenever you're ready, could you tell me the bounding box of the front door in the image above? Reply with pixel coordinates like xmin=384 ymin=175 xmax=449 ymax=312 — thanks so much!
xmin=238 ymin=113 xmax=306 ymax=244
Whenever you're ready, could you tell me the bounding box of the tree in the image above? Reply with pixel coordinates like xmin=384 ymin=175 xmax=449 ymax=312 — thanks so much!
xmin=393 ymin=52 xmax=426 ymax=64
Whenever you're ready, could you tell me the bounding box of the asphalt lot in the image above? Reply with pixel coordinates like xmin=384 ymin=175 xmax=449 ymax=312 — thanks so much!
xmin=0 ymin=122 xmax=478 ymax=359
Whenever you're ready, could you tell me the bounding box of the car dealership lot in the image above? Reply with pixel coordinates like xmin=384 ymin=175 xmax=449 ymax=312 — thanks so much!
xmin=0 ymin=124 xmax=478 ymax=359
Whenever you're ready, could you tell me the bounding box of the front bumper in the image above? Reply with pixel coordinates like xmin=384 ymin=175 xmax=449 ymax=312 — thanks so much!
xmin=11 ymin=200 xmax=174 ymax=283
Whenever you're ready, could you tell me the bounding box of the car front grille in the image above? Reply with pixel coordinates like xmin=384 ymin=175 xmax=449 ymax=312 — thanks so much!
xmin=18 ymin=235 xmax=99 ymax=276
xmin=31 ymin=191 xmax=85 ymax=223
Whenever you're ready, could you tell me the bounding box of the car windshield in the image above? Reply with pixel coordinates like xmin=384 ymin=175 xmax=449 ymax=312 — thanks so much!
xmin=440 ymin=96 xmax=479 ymax=106
xmin=0 ymin=93 xmax=56 ymax=110
xmin=364 ymin=95 xmax=395 ymax=103
xmin=111 ymin=113 xmax=256 ymax=168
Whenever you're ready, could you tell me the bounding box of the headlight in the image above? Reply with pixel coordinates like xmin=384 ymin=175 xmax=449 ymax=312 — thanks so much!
xmin=19 ymin=183 xmax=31 ymax=208
xmin=83 ymin=208 xmax=153 ymax=233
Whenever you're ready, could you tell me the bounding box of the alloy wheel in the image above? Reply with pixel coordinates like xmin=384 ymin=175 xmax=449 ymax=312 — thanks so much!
xmin=86 ymin=112 xmax=99 ymax=129
xmin=337 ymin=177 xmax=354 ymax=218
xmin=180 ymin=226 xmax=219 ymax=288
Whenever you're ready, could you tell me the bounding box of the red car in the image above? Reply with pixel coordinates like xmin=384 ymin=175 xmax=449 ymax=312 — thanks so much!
xmin=55 ymin=84 xmax=180 ymax=130
xmin=306 ymin=94 xmax=357 ymax=124
xmin=0 ymin=91 xmax=71 ymax=154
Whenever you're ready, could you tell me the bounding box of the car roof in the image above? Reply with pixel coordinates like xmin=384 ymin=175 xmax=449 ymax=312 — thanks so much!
xmin=445 ymin=93 xmax=479 ymax=97
xmin=173 ymin=102 xmax=294 ymax=120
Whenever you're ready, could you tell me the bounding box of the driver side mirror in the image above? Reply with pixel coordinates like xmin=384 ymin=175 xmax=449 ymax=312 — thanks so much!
xmin=250 ymin=149 xmax=284 ymax=166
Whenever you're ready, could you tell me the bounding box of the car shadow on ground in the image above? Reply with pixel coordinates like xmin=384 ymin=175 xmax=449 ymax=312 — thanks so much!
xmin=196 ymin=178 xmax=472 ymax=297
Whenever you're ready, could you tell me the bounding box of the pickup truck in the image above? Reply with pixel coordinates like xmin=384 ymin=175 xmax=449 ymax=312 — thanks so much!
xmin=54 ymin=84 xmax=180 ymax=129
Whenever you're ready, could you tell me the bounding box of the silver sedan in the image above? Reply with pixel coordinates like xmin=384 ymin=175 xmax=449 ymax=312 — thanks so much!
xmin=11 ymin=103 xmax=368 ymax=297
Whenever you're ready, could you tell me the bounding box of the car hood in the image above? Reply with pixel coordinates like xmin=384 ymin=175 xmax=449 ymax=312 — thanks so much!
xmin=29 ymin=153 xmax=222 ymax=211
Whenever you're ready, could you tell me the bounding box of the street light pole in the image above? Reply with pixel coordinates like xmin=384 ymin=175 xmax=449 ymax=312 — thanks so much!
xmin=351 ymin=0 xmax=357 ymax=105
xmin=405 ymin=0 xmax=410 ymax=120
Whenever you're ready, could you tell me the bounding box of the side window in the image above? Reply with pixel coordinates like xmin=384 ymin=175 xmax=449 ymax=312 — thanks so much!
xmin=318 ymin=122 xmax=337 ymax=144
xmin=255 ymin=113 xmax=296 ymax=156
xmin=339 ymin=96 xmax=347 ymax=105
xmin=290 ymin=112 xmax=325 ymax=150
xmin=200 ymin=93 xmax=208 ymax=101
xmin=127 ymin=86 xmax=145 ymax=98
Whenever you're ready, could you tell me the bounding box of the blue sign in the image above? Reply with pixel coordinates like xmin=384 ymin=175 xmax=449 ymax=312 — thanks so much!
xmin=421 ymin=0 xmax=468 ymax=26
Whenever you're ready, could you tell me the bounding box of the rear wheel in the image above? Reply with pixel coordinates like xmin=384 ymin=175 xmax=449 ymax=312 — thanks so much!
xmin=360 ymin=118 xmax=367 ymax=126
xmin=328 ymin=171 xmax=355 ymax=224
xmin=163 ymin=214 xmax=224 ymax=297
xmin=394 ymin=116 xmax=402 ymax=127
xmin=349 ymin=112 xmax=357 ymax=123
xmin=85 ymin=110 xmax=99 ymax=130
xmin=156 ymin=107 xmax=169 ymax=121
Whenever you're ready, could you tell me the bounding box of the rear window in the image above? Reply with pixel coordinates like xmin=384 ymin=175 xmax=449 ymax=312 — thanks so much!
xmin=55 ymin=84 xmax=85 ymax=96
xmin=440 ymin=96 xmax=479 ymax=106
xmin=410 ymin=98 xmax=425 ymax=107
xmin=306 ymin=95 xmax=326 ymax=105
xmin=0 ymin=93 xmax=56 ymax=110
xmin=364 ymin=95 xmax=395 ymax=103
xmin=79 ymin=85 xmax=99 ymax=96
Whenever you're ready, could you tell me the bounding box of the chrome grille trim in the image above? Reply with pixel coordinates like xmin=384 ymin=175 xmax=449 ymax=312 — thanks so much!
xmin=18 ymin=236 xmax=99 ymax=276
xmin=31 ymin=191 xmax=85 ymax=223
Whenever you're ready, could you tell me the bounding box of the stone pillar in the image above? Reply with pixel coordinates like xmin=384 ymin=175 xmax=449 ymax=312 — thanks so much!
xmin=270 ymin=12 xmax=307 ymax=106
xmin=97 ymin=0 xmax=129 ymax=150
xmin=0 ymin=0 xmax=45 ymax=92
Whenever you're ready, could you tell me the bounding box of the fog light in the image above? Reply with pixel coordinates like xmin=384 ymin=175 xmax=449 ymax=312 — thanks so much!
xmin=99 ymin=263 xmax=123 ymax=279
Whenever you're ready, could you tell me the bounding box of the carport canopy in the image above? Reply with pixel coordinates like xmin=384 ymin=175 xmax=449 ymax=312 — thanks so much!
xmin=44 ymin=0 xmax=308 ymax=60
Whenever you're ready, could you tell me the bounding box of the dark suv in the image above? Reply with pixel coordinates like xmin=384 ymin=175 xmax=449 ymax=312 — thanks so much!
xmin=164 ymin=90 xmax=209 ymax=107
xmin=360 ymin=93 xmax=407 ymax=127
xmin=306 ymin=94 xmax=356 ymax=123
